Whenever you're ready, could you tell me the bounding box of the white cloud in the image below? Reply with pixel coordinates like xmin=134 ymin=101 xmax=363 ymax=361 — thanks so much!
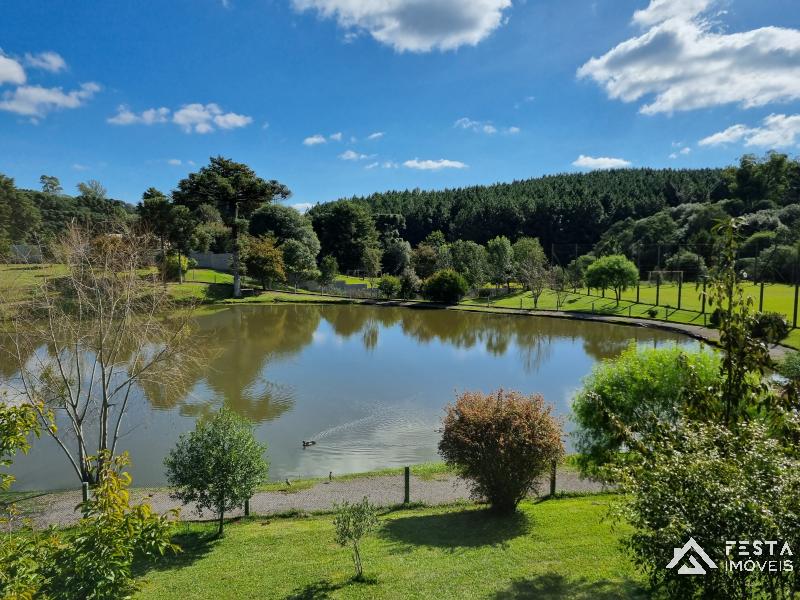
xmin=699 ymin=114 xmax=800 ymax=148
xmin=172 ymin=103 xmax=252 ymax=133
xmin=365 ymin=162 xmax=379 ymax=169
xmin=0 ymin=53 xmax=25 ymax=85
xmin=631 ymin=0 xmax=712 ymax=26
xmin=668 ymin=147 xmax=691 ymax=159
xmin=24 ymin=51 xmax=67 ymax=73
xmin=329 ymin=132 xmax=343 ymax=141
xmin=383 ymin=161 xmax=399 ymax=169
xmin=455 ymin=117 xmax=518 ymax=135
xmin=572 ymin=154 xmax=632 ymax=170
xmin=367 ymin=131 xmax=384 ymax=140
xmin=0 ymin=82 xmax=100 ymax=118
xmin=71 ymin=163 xmax=89 ymax=171
xmin=167 ymin=159 xmax=183 ymax=166
xmin=108 ymin=105 xmax=170 ymax=125
xmin=109 ymin=103 xmax=249 ymax=133
xmin=340 ymin=149 xmax=373 ymax=161
xmin=290 ymin=202 xmax=313 ymax=213
xmin=403 ymin=158 xmax=467 ymax=170
xmin=578 ymin=0 xmax=800 ymax=114
xmin=303 ymin=134 xmax=327 ymax=146
xmin=291 ymin=0 xmax=512 ymax=52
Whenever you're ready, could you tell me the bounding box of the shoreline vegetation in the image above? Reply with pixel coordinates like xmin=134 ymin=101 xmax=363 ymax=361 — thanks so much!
xmin=2 ymin=263 xmax=797 ymax=355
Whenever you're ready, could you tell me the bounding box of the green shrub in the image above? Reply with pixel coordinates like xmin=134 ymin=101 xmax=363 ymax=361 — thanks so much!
xmin=613 ymin=419 xmax=800 ymax=600
xmin=422 ymin=269 xmax=468 ymax=304
xmin=160 ymin=253 xmax=189 ymax=280
xmin=333 ymin=497 xmax=379 ymax=581
xmin=749 ymin=311 xmax=790 ymax=343
xmin=572 ymin=344 xmax=720 ymax=477
xmin=164 ymin=407 xmax=269 ymax=536
xmin=377 ymin=274 xmax=401 ymax=299
xmin=778 ymin=351 xmax=800 ymax=381
xmin=438 ymin=389 xmax=563 ymax=513
xmin=399 ymin=267 xmax=421 ymax=299
xmin=45 ymin=452 xmax=179 ymax=600
xmin=646 ymin=307 xmax=658 ymax=318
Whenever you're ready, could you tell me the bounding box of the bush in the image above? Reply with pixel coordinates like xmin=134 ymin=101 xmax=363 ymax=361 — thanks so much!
xmin=777 ymin=351 xmax=800 ymax=381
xmin=438 ymin=389 xmax=563 ymax=513
xmin=399 ymin=267 xmax=421 ymax=299
xmin=646 ymin=307 xmax=658 ymax=318
xmin=161 ymin=253 xmax=189 ymax=280
xmin=572 ymin=344 xmax=720 ymax=477
xmin=423 ymin=269 xmax=468 ymax=304
xmin=377 ymin=274 xmax=401 ymax=299
xmin=333 ymin=497 xmax=379 ymax=580
xmin=164 ymin=407 xmax=269 ymax=536
xmin=45 ymin=452 xmax=178 ymax=600
xmin=749 ymin=311 xmax=790 ymax=343
xmin=613 ymin=419 xmax=800 ymax=600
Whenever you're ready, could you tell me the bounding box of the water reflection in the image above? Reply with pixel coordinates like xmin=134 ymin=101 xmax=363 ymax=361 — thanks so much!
xmin=4 ymin=305 xmax=699 ymax=490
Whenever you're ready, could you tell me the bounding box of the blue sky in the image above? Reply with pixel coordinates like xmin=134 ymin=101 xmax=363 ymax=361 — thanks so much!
xmin=1 ymin=0 xmax=799 ymax=209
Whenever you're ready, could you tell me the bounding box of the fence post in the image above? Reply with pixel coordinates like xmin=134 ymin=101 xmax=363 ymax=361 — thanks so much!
xmin=702 ymin=278 xmax=707 ymax=314
xmin=404 ymin=467 xmax=410 ymax=504
xmin=81 ymin=481 xmax=89 ymax=503
xmin=636 ymin=282 xmax=640 ymax=304
xmin=244 ymin=498 xmax=250 ymax=517
xmin=794 ymin=281 xmax=799 ymax=329
xmin=549 ymin=460 xmax=557 ymax=497
xmin=656 ymin=277 xmax=660 ymax=307
xmin=759 ymin=281 xmax=765 ymax=313
xmin=677 ymin=276 xmax=682 ymax=311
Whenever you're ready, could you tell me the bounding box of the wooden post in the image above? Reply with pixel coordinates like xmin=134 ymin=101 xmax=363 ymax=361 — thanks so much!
xmin=244 ymin=498 xmax=250 ymax=517
xmin=404 ymin=467 xmax=410 ymax=504
xmin=656 ymin=276 xmax=660 ymax=307
xmin=677 ymin=275 xmax=682 ymax=310
xmin=81 ymin=481 xmax=89 ymax=503
xmin=794 ymin=281 xmax=799 ymax=329
xmin=759 ymin=281 xmax=765 ymax=313
xmin=636 ymin=282 xmax=640 ymax=304
xmin=701 ymin=278 xmax=707 ymax=314
xmin=549 ymin=460 xmax=557 ymax=497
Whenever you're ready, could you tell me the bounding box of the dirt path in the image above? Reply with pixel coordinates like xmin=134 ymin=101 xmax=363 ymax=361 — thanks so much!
xmin=17 ymin=468 xmax=608 ymax=529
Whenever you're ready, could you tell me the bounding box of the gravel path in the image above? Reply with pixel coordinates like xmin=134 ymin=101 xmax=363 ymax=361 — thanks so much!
xmin=18 ymin=468 xmax=608 ymax=529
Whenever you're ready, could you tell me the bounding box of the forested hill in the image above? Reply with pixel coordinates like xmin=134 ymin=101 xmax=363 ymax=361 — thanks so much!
xmin=311 ymin=168 xmax=727 ymax=249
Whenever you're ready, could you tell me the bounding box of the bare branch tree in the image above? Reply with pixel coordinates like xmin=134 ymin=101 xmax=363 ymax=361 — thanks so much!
xmin=2 ymin=225 xmax=199 ymax=484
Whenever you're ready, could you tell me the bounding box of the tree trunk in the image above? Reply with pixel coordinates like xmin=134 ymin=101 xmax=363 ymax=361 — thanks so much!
xmin=232 ymin=202 xmax=241 ymax=298
xmin=217 ymin=508 xmax=225 ymax=537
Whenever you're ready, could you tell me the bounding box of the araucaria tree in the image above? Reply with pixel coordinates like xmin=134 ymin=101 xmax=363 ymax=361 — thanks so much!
xmin=164 ymin=407 xmax=269 ymax=536
xmin=438 ymin=389 xmax=564 ymax=513
xmin=173 ymin=156 xmax=290 ymax=297
xmin=5 ymin=226 xmax=196 ymax=484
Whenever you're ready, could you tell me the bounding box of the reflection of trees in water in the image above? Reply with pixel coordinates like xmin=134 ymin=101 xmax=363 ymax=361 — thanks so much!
xmin=3 ymin=306 xmax=687 ymax=424
xmin=146 ymin=305 xmax=322 ymax=422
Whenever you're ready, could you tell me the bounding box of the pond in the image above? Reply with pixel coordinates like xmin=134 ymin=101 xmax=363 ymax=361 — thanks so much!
xmin=7 ymin=304 xmax=700 ymax=491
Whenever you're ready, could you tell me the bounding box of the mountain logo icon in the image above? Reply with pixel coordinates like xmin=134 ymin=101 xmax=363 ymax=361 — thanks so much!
xmin=666 ymin=538 xmax=718 ymax=575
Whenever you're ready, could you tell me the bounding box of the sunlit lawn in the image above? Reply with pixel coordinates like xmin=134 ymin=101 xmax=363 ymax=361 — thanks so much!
xmin=133 ymin=496 xmax=646 ymax=600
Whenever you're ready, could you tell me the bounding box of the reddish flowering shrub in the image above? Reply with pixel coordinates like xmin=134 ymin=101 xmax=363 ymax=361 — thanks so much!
xmin=438 ymin=389 xmax=564 ymax=513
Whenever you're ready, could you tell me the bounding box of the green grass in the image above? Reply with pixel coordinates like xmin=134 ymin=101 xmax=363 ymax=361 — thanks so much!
xmin=336 ymin=274 xmax=376 ymax=288
xmin=133 ymin=496 xmax=644 ymax=600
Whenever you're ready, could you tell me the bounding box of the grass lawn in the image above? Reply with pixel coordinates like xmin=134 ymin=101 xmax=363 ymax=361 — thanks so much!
xmin=133 ymin=496 xmax=645 ymax=600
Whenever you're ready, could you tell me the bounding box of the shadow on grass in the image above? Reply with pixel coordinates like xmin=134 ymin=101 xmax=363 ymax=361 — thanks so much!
xmin=132 ymin=528 xmax=219 ymax=579
xmin=494 ymin=573 xmax=649 ymax=599
xmin=203 ymin=283 xmax=233 ymax=302
xmin=381 ymin=508 xmax=530 ymax=549
xmin=285 ymin=576 xmax=377 ymax=600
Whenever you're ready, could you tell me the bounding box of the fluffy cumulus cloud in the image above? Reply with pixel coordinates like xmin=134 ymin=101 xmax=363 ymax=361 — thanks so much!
xmin=108 ymin=103 xmax=251 ymax=133
xmin=572 ymin=155 xmax=632 ymax=170
xmin=699 ymin=114 xmax=800 ymax=148
xmin=172 ymin=103 xmax=252 ymax=133
xmin=0 ymin=82 xmax=100 ymax=118
xmin=0 ymin=53 xmax=26 ymax=85
xmin=291 ymin=0 xmax=512 ymax=52
xmin=578 ymin=0 xmax=800 ymax=114
xmin=367 ymin=131 xmax=384 ymax=140
xmin=669 ymin=146 xmax=692 ymax=159
xmin=23 ymin=51 xmax=67 ymax=73
xmin=403 ymin=158 xmax=467 ymax=170
xmin=303 ymin=134 xmax=327 ymax=146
